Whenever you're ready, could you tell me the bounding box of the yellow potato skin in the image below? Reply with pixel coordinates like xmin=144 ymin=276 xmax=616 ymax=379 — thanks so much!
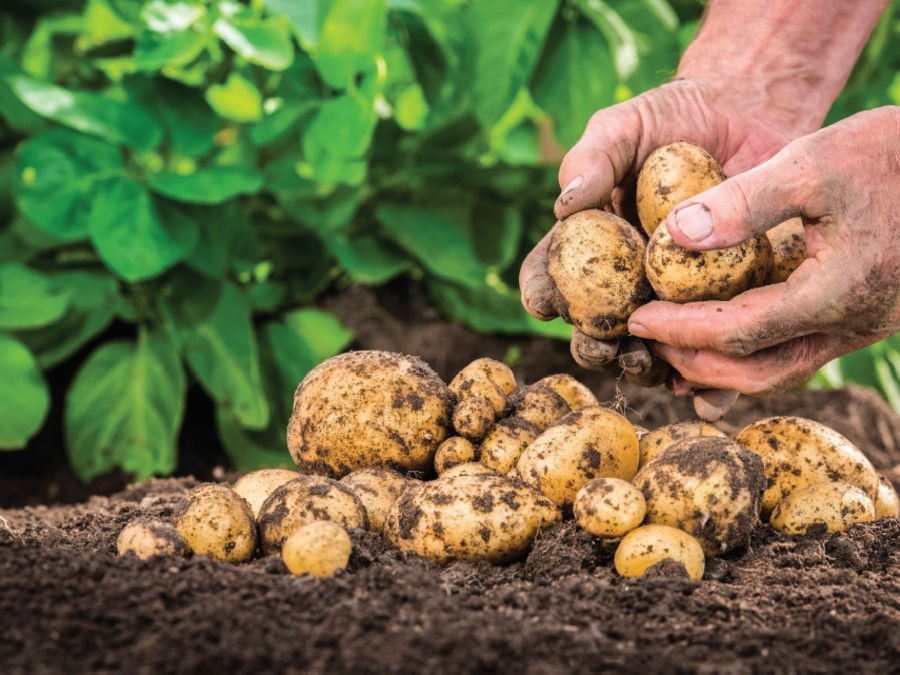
xmin=282 ymin=521 xmax=352 ymax=578
xmin=510 ymin=385 xmax=571 ymax=432
xmin=479 ymin=417 xmax=540 ymax=474
xmin=439 ymin=462 xmax=500 ymax=480
xmin=117 ymin=519 xmax=187 ymax=560
xmin=574 ymin=478 xmax=646 ymax=539
xmin=534 ymin=373 xmax=599 ymax=410
xmin=874 ymin=475 xmax=900 ymax=519
xmin=614 ymin=524 xmax=705 ymax=581
xmin=766 ymin=218 xmax=808 ymax=283
xmin=340 ymin=467 xmax=410 ymax=533
xmin=452 ymin=377 xmax=508 ymax=415
xmin=232 ymin=468 xmax=301 ymax=518
xmin=434 ymin=436 xmax=477 ymax=474
xmin=735 ymin=416 xmax=880 ymax=518
xmin=175 ymin=484 xmax=257 ymax=563
xmin=450 ymin=358 xmax=517 ymax=397
xmin=452 ymin=395 xmax=496 ymax=441
xmin=639 ymin=421 xmax=727 ymax=468
xmin=769 ymin=482 xmax=876 ymax=534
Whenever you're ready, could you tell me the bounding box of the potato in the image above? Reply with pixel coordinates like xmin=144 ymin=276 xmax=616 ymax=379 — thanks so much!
xmin=452 ymin=377 xmax=508 ymax=415
xmin=874 ymin=475 xmax=900 ymax=519
xmin=638 ymin=421 xmax=728 ymax=468
xmin=636 ymin=141 xmax=725 ymax=237
xmin=383 ymin=472 xmax=561 ymax=564
xmin=258 ymin=476 xmax=368 ymax=555
xmin=452 ymin=395 xmax=497 ymax=441
xmin=769 ymin=482 xmax=876 ymax=534
xmin=534 ymin=373 xmax=598 ymax=410
xmin=517 ymin=406 xmax=640 ymax=509
xmin=434 ymin=436 xmax=477 ymax=474
xmin=439 ymin=462 xmax=501 ymax=479
xmin=510 ymin=384 xmax=571 ymax=432
xmin=479 ymin=417 xmax=540 ymax=474
xmin=614 ymin=525 xmax=705 ymax=580
xmin=117 ymin=519 xmax=187 ymax=559
xmin=547 ymin=209 xmax=652 ymax=340
xmin=645 ymin=224 xmax=773 ymax=303
xmin=175 ymin=484 xmax=257 ymax=563
xmin=232 ymin=468 xmax=301 ymax=518
xmin=574 ymin=478 xmax=646 ymax=539
xmin=287 ymin=350 xmax=454 ymax=478
xmin=735 ymin=416 xmax=880 ymax=518
xmin=633 ymin=436 xmax=765 ymax=555
xmin=340 ymin=467 xmax=410 ymax=533
xmin=282 ymin=521 xmax=352 ymax=578
xmin=766 ymin=217 xmax=807 ymax=283
xmin=450 ymin=358 xmax=517 ymax=396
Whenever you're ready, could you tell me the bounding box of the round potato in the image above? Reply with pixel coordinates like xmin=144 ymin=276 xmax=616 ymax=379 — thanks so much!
xmin=614 ymin=524 xmax=705 ymax=581
xmin=766 ymin=217 xmax=807 ymax=283
xmin=450 ymin=358 xmax=517 ymax=396
xmin=874 ymin=475 xmax=900 ymax=519
xmin=534 ymin=373 xmax=598 ymax=410
xmin=340 ymin=467 xmax=410 ymax=533
xmin=232 ymin=468 xmax=301 ymax=518
xmin=258 ymin=476 xmax=368 ymax=555
xmin=434 ymin=436 xmax=477 ymax=474
xmin=574 ymin=478 xmax=646 ymax=539
xmin=287 ymin=350 xmax=454 ymax=477
xmin=452 ymin=377 xmax=508 ymax=415
xmin=117 ymin=519 xmax=187 ymax=560
xmin=636 ymin=141 xmax=725 ymax=236
xmin=547 ymin=209 xmax=651 ymax=340
xmin=769 ymin=482 xmax=876 ymax=534
xmin=633 ymin=436 xmax=765 ymax=555
xmin=282 ymin=521 xmax=352 ymax=578
xmin=479 ymin=417 xmax=540 ymax=474
xmin=510 ymin=385 xmax=571 ymax=432
xmin=517 ymin=406 xmax=640 ymax=509
xmin=175 ymin=484 xmax=257 ymax=563
xmin=735 ymin=416 xmax=880 ymax=518
xmin=639 ymin=421 xmax=728 ymax=468
xmin=452 ymin=395 xmax=497 ymax=441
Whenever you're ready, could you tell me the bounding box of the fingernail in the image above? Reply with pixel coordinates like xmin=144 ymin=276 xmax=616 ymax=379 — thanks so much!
xmin=558 ymin=175 xmax=583 ymax=202
xmin=674 ymin=203 xmax=714 ymax=242
xmin=627 ymin=320 xmax=649 ymax=338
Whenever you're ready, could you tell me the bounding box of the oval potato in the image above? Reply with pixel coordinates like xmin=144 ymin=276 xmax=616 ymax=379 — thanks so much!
xmin=534 ymin=373 xmax=599 ymax=410
xmin=232 ymin=468 xmax=301 ymax=518
xmin=769 ymin=482 xmax=876 ymax=534
xmin=340 ymin=467 xmax=410 ymax=533
xmin=510 ymin=385 xmax=571 ymax=432
xmin=175 ymin=484 xmax=257 ymax=563
xmin=452 ymin=395 xmax=496 ymax=441
xmin=766 ymin=217 xmax=807 ymax=283
xmin=434 ymin=436 xmax=477 ymax=474
xmin=282 ymin=521 xmax=352 ymax=577
xmin=639 ymin=421 xmax=728 ymax=468
xmin=614 ymin=524 xmax=705 ymax=581
xmin=574 ymin=477 xmax=646 ymax=539
xmin=117 ymin=519 xmax=187 ymax=560
xmin=479 ymin=417 xmax=540 ymax=474
xmin=874 ymin=475 xmax=900 ymax=519
xmin=450 ymin=358 xmax=517 ymax=397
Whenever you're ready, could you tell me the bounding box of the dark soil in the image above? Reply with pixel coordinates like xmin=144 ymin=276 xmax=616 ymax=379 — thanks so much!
xmin=2 ymin=283 xmax=899 ymax=673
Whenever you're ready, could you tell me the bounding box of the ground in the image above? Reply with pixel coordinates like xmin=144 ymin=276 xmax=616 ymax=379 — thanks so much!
xmin=1 ymin=284 xmax=899 ymax=673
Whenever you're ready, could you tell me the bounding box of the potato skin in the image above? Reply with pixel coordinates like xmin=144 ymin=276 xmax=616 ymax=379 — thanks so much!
xmin=450 ymin=358 xmax=517 ymax=396
xmin=175 ymin=484 xmax=257 ymax=563
xmin=534 ymin=373 xmax=598 ymax=410
xmin=434 ymin=436 xmax=477 ymax=474
xmin=117 ymin=519 xmax=187 ymax=559
xmin=510 ymin=385 xmax=571 ymax=432
xmin=547 ymin=209 xmax=651 ymax=340
xmin=287 ymin=350 xmax=454 ymax=478
xmin=574 ymin=478 xmax=646 ymax=539
xmin=439 ymin=462 xmax=501 ymax=479
xmin=638 ymin=421 xmax=727 ymax=468
xmin=614 ymin=524 xmax=705 ymax=581
xmin=452 ymin=396 xmax=496 ymax=441
xmin=340 ymin=467 xmax=410 ymax=533
xmin=232 ymin=468 xmax=301 ymax=518
xmin=874 ymin=475 xmax=900 ymax=519
xmin=769 ymin=482 xmax=875 ymax=534
xmin=479 ymin=417 xmax=540 ymax=474
xmin=766 ymin=218 xmax=807 ymax=283
xmin=282 ymin=521 xmax=352 ymax=577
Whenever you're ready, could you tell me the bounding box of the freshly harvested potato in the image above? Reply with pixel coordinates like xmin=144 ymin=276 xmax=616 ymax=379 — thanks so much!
xmin=735 ymin=416 xmax=880 ymax=517
xmin=117 ymin=519 xmax=187 ymax=559
xmin=769 ymin=482 xmax=876 ymax=534
xmin=439 ymin=462 xmax=500 ymax=479
xmin=479 ymin=417 xmax=540 ymax=474
xmin=175 ymin=484 xmax=257 ymax=563
xmin=636 ymin=141 xmax=725 ymax=236
xmin=452 ymin=395 xmax=497 ymax=441
xmin=614 ymin=524 xmax=705 ymax=581
xmin=452 ymin=377 xmax=508 ymax=415
xmin=258 ymin=476 xmax=368 ymax=555
xmin=340 ymin=467 xmax=410 ymax=533
xmin=766 ymin=217 xmax=807 ymax=283
xmin=383 ymin=472 xmax=561 ymax=564
xmin=534 ymin=373 xmax=598 ymax=410
xmin=645 ymin=224 xmax=773 ymax=303
xmin=574 ymin=477 xmax=646 ymax=539
xmin=450 ymin=358 xmax=517 ymax=396
xmin=510 ymin=385 xmax=571 ymax=432
xmin=232 ymin=468 xmax=301 ymax=518
xmin=434 ymin=436 xmax=477 ymax=474
xmin=287 ymin=350 xmax=454 ymax=477
xmin=874 ymin=475 xmax=900 ymax=519
xmin=282 ymin=521 xmax=352 ymax=578
xmin=547 ymin=209 xmax=651 ymax=340
xmin=517 ymin=406 xmax=640 ymax=509
xmin=639 ymin=421 xmax=728 ymax=468
xmin=633 ymin=436 xmax=765 ymax=555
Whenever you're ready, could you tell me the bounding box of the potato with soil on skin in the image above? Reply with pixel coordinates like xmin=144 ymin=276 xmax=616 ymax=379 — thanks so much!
xmin=175 ymin=484 xmax=257 ymax=563
xmin=439 ymin=462 xmax=501 ymax=479
xmin=547 ymin=209 xmax=652 ymax=340
xmin=453 ymin=377 xmax=508 ymax=415
xmin=258 ymin=475 xmax=368 ymax=555
xmin=574 ymin=477 xmax=646 ymax=539
xmin=383 ymin=472 xmax=561 ymax=564
xmin=340 ymin=467 xmax=410 ymax=533
xmin=452 ymin=395 xmax=497 ymax=442
xmin=614 ymin=524 xmax=705 ymax=581
xmin=287 ymin=350 xmax=454 ymax=478
xmin=874 ymin=475 xmax=900 ymax=519
xmin=633 ymin=436 xmax=765 ymax=555
xmin=638 ymin=420 xmax=728 ymax=468
xmin=517 ymin=406 xmax=640 ymax=510
xmin=282 ymin=521 xmax=353 ymax=578
xmin=479 ymin=417 xmax=540 ymax=474
xmin=509 ymin=384 xmax=571 ymax=432
xmin=769 ymin=482 xmax=876 ymax=534
xmin=450 ymin=358 xmax=517 ymax=397
xmin=766 ymin=217 xmax=808 ymax=283
xmin=117 ymin=519 xmax=187 ymax=559
xmin=636 ymin=141 xmax=726 ymax=237
xmin=434 ymin=436 xmax=477 ymax=474
xmin=735 ymin=416 xmax=880 ymax=518
xmin=534 ymin=373 xmax=599 ymax=410
xmin=232 ymin=468 xmax=301 ymax=518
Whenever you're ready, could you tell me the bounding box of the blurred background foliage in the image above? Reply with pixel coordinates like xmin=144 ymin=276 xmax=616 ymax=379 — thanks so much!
xmin=1 ymin=0 xmax=899 ymax=481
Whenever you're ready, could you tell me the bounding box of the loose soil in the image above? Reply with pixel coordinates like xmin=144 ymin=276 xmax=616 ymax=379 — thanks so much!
xmin=2 ymin=284 xmax=899 ymax=674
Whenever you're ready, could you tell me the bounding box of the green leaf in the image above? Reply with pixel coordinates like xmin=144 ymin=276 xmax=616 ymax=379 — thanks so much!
xmin=216 ymin=409 xmax=293 ymax=470
xmin=281 ymin=308 xmax=354 ymax=365
xmin=185 ymin=202 xmax=257 ymax=279
xmin=7 ymin=74 xmax=163 ymax=151
xmin=0 ymin=332 xmax=49 ymax=450
xmin=0 ymin=263 xmax=70 ymax=330
xmin=314 ymin=0 xmax=387 ymax=88
xmin=470 ymin=201 xmax=523 ymax=269
xmin=142 ymin=0 xmax=205 ymax=32
xmin=327 ymin=235 xmax=413 ymax=284
xmin=89 ymin=179 xmax=198 ymax=282
xmin=148 ymin=165 xmax=264 ymax=204
xmin=264 ymin=0 xmax=325 ymax=49
xmin=214 ymin=17 xmax=294 ymax=71
xmin=303 ymin=91 xmax=378 ymax=160
xmin=65 ymin=328 xmax=186 ymax=480
xmin=134 ymin=28 xmax=208 ymax=71
xmin=205 ymin=71 xmax=263 ymax=123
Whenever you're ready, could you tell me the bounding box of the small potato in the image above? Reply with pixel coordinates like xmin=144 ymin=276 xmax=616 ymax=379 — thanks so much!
xmin=282 ymin=521 xmax=352 ymax=578
xmin=735 ymin=416 xmax=880 ymax=518
xmin=614 ymin=524 xmax=705 ymax=581
xmin=439 ymin=462 xmax=500 ymax=479
xmin=117 ymin=519 xmax=187 ymax=559
xmin=479 ymin=417 xmax=540 ymax=474
xmin=636 ymin=141 xmax=725 ymax=236
xmin=574 ymin=478 xmax=646 ymax=539
xmin=232 ymin=468 xmax=301 ymax=518
xmin=639 ymin=421 xmax=728 ymax=468
xmin=510 ymin=385 xmax=571 ymax=432
xmin=534 ymin=373 xmax=599 ymax=410
xmin=452 ymin=377 xmax=508 ymax=415
xmin=340 ymin=467 xmax=410 ymax=533
xmin=258 ymin=476 xmax=368 ymax=555
xmin=434 ymin=436 xmax=477 ymax=474
xmin=769 ymin=482 xmax=876 ymax=534
xmin=452 ymin=395 xmax=496 ymax=441
xmin=874 ymin=475 xmax=900 ymax=519
xmin=175 ymin=484 xmax=257 ymax=563
xmin=517 ymin=405 xmax=640 ymax=509
xmin=450 ymin=358 xmax=517 ymax=396
xmin=766 ymin=218 xmax=807 ymax=283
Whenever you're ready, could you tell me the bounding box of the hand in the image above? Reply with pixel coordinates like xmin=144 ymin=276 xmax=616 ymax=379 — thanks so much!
xmin=628 ymin=106 xmax=900 ymax=396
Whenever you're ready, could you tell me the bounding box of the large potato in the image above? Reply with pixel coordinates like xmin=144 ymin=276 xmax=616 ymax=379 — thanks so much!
xmin=766 ymin=218 xmax=807 ymax=283
xmin=735 ymin=416 xmax=880 ymax=518
xmin=175 ymin=484 xmax=257 ymax=563
xmin=232 ymin=468 xmax=301 ymax=518
xmin=638 ymin=421 xmax=728 ymax=468
xmin=450 ymin=358 xmax=517 ymax=396
xmin=769 ymin=482 xmax=875 ymax=534
xmin=517 ymin=406 xmax=640 ymax=509
xmin=547 ymin=209 xmax=651 ymax=340
xmin=340 ymin=467 xmax=410 ymax=533
xmin=287 ymin=350 xmax=454 ymax=477
xmin=614 ymin=524 xmax=705 ymax=580
xmin=383 ymin=472 xmax=560 ymax=564
xmin=633 ymin=436 xmax=765 ymax=555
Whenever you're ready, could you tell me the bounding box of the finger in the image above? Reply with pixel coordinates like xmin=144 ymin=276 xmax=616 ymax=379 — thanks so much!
xmin=622 ymin=357 xmax=670 ymax=388
xmin=692 ymin=389 xmax=740 ymax=422
xmin=570 ymin=329 xmax=619 ymax=371
xmin=519 ymin=225 xmax=559 ymax=320
xmin=617 ymin=337 xmax=653 ymax=374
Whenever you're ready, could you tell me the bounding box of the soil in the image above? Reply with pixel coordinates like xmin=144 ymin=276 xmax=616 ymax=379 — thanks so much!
xmin=2 ymin=283 xmax=899 ymax=674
